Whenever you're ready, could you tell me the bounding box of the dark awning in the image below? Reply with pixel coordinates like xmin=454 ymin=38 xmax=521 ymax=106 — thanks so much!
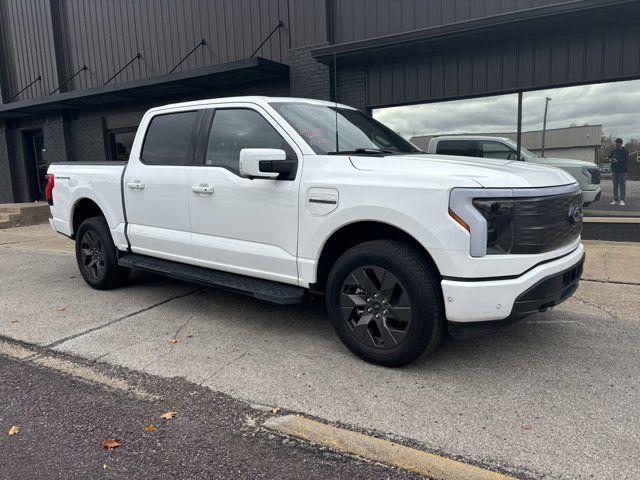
xmin=0 ymin=57 xmax=289 ymax=119
xmin=311 ymin=0 xmax=637 ymax=66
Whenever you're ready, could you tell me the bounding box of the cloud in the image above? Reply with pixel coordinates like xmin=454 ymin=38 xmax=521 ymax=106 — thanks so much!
xmin=373 ymin=78 xmax=640 ymax=140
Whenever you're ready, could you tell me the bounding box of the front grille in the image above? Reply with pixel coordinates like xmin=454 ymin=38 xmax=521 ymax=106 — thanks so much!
xmin=588 ymin=168 xmax=601 ymax=184
xmin=512 ymin=191 xmax=582 ymax=254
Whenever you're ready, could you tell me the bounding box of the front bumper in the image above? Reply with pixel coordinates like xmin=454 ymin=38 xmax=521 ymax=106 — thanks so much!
xmin=582 ymin=186 xmax=602 ymax=204
xmin=441 ymin=243 xmax=585 ymax=323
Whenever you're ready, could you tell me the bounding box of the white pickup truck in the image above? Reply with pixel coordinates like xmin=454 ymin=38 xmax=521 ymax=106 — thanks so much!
xmin=426 ymin=135 xmax=602 ymax=206
xmin=46 ymin=96 xmax=585 ymax=366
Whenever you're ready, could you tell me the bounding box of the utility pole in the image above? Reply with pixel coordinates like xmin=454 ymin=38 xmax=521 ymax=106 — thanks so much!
xmin=541 ymin=97 xmax=552 ymax=157
xmin=517 ymin=92 xmax=522 ymax=161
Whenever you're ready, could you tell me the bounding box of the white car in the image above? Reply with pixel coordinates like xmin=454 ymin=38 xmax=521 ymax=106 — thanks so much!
xmin=46 ymin=97 xmax=585 ymax=366
xmin=426 ymin=136 xmax=602 ymax=206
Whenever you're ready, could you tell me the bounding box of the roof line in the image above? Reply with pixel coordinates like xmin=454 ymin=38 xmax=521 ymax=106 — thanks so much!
xmin=0 ymin=57 xmax=288 ymax=117
xmin=411 ymin=125 xmax=604 ymax=140
xmin=311 ymin=0 xmax=636 ymax=62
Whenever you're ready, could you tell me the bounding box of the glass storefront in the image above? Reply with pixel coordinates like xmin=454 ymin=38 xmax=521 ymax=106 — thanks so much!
xmin=373 ymin=78 xmax=640 ymax=218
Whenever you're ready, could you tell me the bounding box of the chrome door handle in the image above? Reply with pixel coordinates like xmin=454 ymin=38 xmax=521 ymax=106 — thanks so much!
xmin=127 ymin=181 xmax=145 ymax=190
xmin=191 ymin=184 xmax=214 ymax=194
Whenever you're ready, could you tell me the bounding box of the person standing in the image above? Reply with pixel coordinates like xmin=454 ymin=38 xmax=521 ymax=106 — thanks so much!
xmin=608 ymin=138 xmax=629 ymax=206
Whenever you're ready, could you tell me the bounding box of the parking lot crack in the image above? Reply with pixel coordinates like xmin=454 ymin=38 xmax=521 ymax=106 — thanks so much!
xmin=42 ymin=288 xmax=202 ymax=351
xmin=581 ymin=278 xmax=640 ymax=287
xmin=199 ymin=350 xmax=249 ymax=386
xmin=139 ymin=314 xmax=196 ymax=372
xmin=602 ymin=246 xmax=614 ymax=282
xmin=173 ymin=314 xmax=194 ymax=339
xmin=93 ymin=339 xmax=145 ymax=362
xmin=572 ymin=295 xmax=620 ymax=321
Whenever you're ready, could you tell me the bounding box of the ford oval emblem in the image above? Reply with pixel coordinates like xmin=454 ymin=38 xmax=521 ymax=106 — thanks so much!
xmin=568 ymin=203 xmax=584 ymax=224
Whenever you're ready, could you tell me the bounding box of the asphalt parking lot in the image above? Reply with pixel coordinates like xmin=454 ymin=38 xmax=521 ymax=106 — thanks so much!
xmin=1 ymin=225 xmax=639 ymax=479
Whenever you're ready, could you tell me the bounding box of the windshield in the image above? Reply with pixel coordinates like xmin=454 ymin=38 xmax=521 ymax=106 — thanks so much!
xmin=503 ymin=138 xmax=538 ymax=159
xmin=270 ymin=102 xmax=421 ymax=155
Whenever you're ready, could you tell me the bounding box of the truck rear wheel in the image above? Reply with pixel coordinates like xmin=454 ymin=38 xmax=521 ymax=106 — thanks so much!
xmin=326 ymin=240 xmax=444 ymax=367
xmin=75 ymin=216 xmax=130 ymax=290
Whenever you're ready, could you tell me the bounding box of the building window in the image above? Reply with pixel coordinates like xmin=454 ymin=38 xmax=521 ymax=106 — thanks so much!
xmin=108 ymin=128 xmax=137 ymax=162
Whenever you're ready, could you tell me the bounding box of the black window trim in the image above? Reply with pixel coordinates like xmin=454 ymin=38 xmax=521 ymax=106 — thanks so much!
xmin=139 ymin=109 xmax=204 ymax=167
xmin=194 ymin=106 xmax=299 ymax=181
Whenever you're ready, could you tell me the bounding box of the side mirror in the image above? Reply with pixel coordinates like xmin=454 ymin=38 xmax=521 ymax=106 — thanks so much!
xmin=239 ymin=148 xmax=294 ymax=179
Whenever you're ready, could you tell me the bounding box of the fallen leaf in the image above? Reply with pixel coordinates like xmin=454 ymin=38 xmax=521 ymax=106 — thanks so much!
xmin=271 ymin=407 xmax=281 ymax=414
xmin=56 ymin=305 xmax=68 ymax=312
xmin=521 ymin=423 xmax=532 ymax=430
xmin=102 ymin=438 xmax=120 ymax=450
xmin=144 ymin=425 xmax=156 ymax=432
xmin=168 ymin=338 xmax=180 ymax=344
xmin=8 ymin=426 xmax=19 ymax=436
xmin=160 ymin=411 xmax=177 ymax=420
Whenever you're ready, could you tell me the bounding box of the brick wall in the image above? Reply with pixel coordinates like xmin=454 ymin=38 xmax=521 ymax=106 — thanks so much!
xmin=0 ymin=123 xmax=15 ymax=203
xmin=289 ymin=45 xmax=331 ymax=101
xmin=68 ymin=117 xmax=107 ymax=162
xmin=337 ymin=64 xmax=367 ymax=112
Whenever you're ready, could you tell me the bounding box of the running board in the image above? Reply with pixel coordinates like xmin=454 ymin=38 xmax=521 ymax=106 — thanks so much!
xmin=118 ymin=253 xmax=304 ymax=305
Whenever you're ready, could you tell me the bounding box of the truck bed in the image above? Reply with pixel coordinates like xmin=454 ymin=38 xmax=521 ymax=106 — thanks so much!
xmin=48 ymin=162 xmax=128 ymax=248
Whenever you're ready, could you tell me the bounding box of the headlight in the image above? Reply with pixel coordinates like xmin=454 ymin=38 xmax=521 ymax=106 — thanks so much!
xmin=449 ymin=184 xmax=581 ymax=257
xmin=471 ymin=199 xmax=515 ymax=254
xmin=585 ymin=167 xmax=601 ymax=184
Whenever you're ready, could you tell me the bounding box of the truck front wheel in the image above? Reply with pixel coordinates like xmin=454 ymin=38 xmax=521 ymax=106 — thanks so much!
xmin=75 ymin=216 xmax=130 ymax=290
xmin=326 ymin=240 xmax=444 ymax=367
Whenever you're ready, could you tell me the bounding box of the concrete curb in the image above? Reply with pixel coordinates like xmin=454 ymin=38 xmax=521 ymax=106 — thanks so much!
xmin=264 ymin=414 xmax=517 ymax=480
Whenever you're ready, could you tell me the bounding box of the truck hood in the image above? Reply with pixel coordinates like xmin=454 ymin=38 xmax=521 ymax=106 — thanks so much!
xmin=533 ymin=156 xmax=598 ymax=168
xmin=350 ymin=154 xmax=576 ymax=188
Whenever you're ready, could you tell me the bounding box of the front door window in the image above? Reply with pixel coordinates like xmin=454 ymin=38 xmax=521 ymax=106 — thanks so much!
xmin=480 ymin=141 xmax=518 ymax=160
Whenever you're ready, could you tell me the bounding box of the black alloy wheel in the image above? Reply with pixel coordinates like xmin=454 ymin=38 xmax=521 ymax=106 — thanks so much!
xmin=80 ymin=230 xmax=106 ymax=280
xmin=326 ymin=240 xmax=444 ymax=367
xmin=340 ymin=266 xmax=412 ymax=350
xmin=75 ymin=216 xmax=130 ymax=290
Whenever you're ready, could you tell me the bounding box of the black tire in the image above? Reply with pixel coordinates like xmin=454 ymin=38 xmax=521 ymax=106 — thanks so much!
xmin=326 ymin=240 xmax=444 ymax=367
xmin=75 ymin=216 xmax=130 ymax=290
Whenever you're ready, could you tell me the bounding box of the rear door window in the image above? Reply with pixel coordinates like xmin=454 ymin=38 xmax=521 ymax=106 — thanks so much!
xmin=141 ymin=111 xmax=200 ymax=166
xmin=436 ymin=140 xmax=476 ymax=157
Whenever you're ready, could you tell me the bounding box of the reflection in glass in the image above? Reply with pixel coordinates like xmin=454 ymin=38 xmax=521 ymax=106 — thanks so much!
xmin=373 ymin=78 xmax=640 ymax=217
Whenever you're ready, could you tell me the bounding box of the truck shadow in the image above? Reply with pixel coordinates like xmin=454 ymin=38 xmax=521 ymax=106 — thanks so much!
xmin=141 ymin=273 xmax=600 ymax=369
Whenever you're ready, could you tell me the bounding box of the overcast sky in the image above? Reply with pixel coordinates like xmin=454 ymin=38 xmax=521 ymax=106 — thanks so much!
xmin=373 ymin=78 xmax=640 ymax=141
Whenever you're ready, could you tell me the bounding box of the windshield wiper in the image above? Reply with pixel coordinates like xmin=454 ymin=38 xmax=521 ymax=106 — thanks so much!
xmin=328 ymin=147 xmax=394 ymax=155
